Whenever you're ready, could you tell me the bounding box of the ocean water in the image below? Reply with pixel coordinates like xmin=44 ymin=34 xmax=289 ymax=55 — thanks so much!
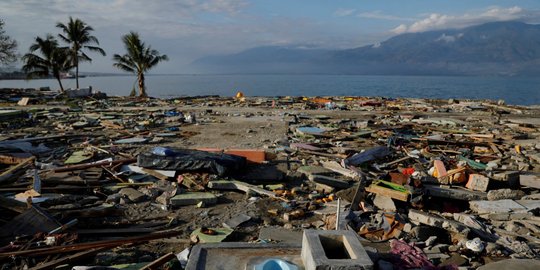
xmin=1 ymin=74 xmax=539 ymax=105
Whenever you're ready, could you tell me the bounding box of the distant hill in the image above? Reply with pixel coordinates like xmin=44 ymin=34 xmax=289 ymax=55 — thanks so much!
xmin=191 ymin=21 xmax=540 ymax=76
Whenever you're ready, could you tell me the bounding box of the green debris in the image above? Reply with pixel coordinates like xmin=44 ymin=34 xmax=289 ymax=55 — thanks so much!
xmin=190 ymin=227 xmax=234 ymax=243
xmin=64 ymin=150 xmax=93 ymax=164
xmin=459 ymin=156 xmax=488 ymax=170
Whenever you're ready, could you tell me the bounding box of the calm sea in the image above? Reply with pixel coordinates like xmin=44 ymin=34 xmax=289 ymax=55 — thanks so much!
xmin=1 ymin=74 xmax=539 ymax=105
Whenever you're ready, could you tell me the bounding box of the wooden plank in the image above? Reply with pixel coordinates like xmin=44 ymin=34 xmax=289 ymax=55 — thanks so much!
xmin=0 ymin=153 xmax=33 ymax=165
xmin=52 ymin=158 xmax=136 ymax=173
xmin=0 ymin=157 xmax=35 ymax=184
xmin=207 ymin=180 xmax=288 ymax=202
xmin=320 ymin=161 xmax=360 ymax=180
xmin=142 ymin=168 xmax=170 ymax=180
xmin=76 ymin=228 xmax=156 ymax=235
xmin=0 ymin=195 xmax=27 ymax=213
xmin=29 ymin=247 xmax=108 ymax=270
xmin=365 ymin=181 xmax=409 ymax=202
xmin=140 ymin=252 xmax=177 ymax=270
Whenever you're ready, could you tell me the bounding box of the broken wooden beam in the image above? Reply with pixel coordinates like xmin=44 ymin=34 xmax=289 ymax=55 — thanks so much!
xmin=0 ymin=157 xmax=35 ymax=184
xmin=28 ymin=247 xmax=108 ymax=270
xmin=52 ymin=158 xmax=136 ymax=173
xmin=0 ymin=230 xmax=182 ymax=258
xmin=140 ymin=252 xmax=177 ymax=270
xmin=0 ymin=195 xmax=27 ymax=213
xmin=207 ymin=180 xmax=287 ymax=201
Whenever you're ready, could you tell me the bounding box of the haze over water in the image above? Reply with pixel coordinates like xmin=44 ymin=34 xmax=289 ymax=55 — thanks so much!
xmin=1 ymin=74 xmax=539 ymax=105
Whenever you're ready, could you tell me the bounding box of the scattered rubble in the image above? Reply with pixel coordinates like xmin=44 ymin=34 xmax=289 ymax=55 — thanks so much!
xmin=0 ymin=91 xmax=539 ymax=268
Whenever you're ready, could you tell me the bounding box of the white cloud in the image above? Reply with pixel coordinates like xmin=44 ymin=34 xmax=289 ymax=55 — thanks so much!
xmin=391 ymin=6 xmax=540 ymax=34
xmin=333 ymin=8 xmax=356 ymax=17
xmin=358 ymin=11 xmax=413 ymax=21
xmin=391 ymin=24 xmax=408 ymax=34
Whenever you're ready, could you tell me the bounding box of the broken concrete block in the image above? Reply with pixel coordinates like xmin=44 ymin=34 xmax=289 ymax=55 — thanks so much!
xmin=223 ymin=214 xmax=251 ymax=229
xmin=408 ymin=209 xmax=470 ymax=234
xmin=469 ymin=200 xmax=526 ymax=214
xmin=515 ymin=200 xmax=540 ymax=211
xmin=301 ymin=229 xmax=373 ymax=270
xmin=466 ymin=174 xmax=490 ymax=192
xmin=487 ymin=189 xmax=525 ymax=201
xmin=490 ymin=171 xmax=520 ymax=186
xmin=297 ymin=166 xmax=333 ymax=177
xmin=432 ymin=160 xmax=447 ymax=178
xmin=424 ymin=185 xmax=487 ymax=201
xmin=373 ymin=194 xmax=396 ymax=212
xmin=170 ymin=192 xmax=217 ymax=207
xmin=119 ymin=188 xmax=146 ymax=203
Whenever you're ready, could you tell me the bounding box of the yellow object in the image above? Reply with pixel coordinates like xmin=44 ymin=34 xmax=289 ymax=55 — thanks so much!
xmin=235 ymin=91 xmax=244 ymax=98
xmin=515 ymin=145 xmax=522 ymax=154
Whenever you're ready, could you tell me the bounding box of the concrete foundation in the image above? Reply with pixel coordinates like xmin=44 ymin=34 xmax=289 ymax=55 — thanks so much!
xmin=301 ymin=230 xmax=373 ymax=270
xmin=186 ymin=242 xmax=303 ymax=270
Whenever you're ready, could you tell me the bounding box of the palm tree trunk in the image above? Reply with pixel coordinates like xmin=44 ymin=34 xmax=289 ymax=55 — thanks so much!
xmin=75 ymin=64 xmax=79 ymax=89
xmin=138 ymin=72 xmax=147 ymax=97
xmin=74 ymin=51 xmax=79 ymax=89
xmin=56 ymin=76 xmax=65 ymax=93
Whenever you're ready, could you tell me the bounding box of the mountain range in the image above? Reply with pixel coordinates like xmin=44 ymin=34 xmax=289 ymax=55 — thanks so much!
xmin=191 ymin=21 xmax=540 ymax=76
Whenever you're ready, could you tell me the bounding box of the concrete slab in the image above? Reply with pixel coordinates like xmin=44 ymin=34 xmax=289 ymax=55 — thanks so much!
xmin=170 ymin=192 xmax=217 ymax=207
xmin=297 ymin=166 xmax=333 ymax=177
xmin=259 ymin=227 xmax=303 ymax=243
xmin=477 ymin=259 xmax=540 ymax=270
xmin=301 ymin=230 xmax=373 ymax=270
xmin=516 ymin=200 xmax=540 ymax=211
xmin=223 ymin=213 xmax=251 ymax=229
xmin=469 ymin=200 xmax=526 ymax=214
xmin=408 ymin=209 xmax=469 ymax=234
xmin=520 ymin=174 xmax=540 ymax=189
xmin=186 ymin=242 xmax=303 ymax=270
xmin=425 ymin=185 xmax=487 ymax=201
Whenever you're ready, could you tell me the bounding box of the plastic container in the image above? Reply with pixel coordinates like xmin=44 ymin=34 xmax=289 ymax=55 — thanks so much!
xmin=254 ymin=259 xmax=298 ymax=270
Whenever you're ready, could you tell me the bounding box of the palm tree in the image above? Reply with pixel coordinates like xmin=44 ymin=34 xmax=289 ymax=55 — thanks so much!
xmin=112 ymin=32 xmax=168 ymax=97
xmin=22 ymin=34 xmax=71 ymax=92
xmin=56 ymin=17 xmax=106 ymax=89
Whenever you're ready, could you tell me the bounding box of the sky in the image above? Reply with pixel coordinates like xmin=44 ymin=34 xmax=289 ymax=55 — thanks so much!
xmin=1 ymin=0 xmax=540 ymax=73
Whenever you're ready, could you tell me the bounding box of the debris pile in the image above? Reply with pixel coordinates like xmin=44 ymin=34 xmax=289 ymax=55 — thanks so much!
xmin=0 ymin=93 xmax=539 ymax=269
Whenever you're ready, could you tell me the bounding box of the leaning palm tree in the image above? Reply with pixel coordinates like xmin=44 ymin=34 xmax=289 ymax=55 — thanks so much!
xmin=112 ymin=32 xmax=168 ymax=97
xmin=57 ymin=17 xmax=106 ymax=89
xmin=22 ymin=34 xmax=71 ymax=92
